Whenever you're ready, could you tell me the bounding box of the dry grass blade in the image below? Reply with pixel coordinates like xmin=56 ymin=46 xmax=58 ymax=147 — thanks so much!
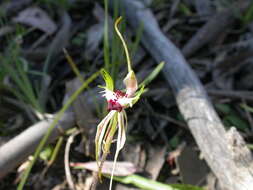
xmin=65 ymin=130 xmax=80 ymax=190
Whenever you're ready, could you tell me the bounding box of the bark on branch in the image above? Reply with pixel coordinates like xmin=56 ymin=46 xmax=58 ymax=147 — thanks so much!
xmin=108 ymin=0 xmax=253 ymax=189
xmin=0 ymin=112 xmax=75 ymax=179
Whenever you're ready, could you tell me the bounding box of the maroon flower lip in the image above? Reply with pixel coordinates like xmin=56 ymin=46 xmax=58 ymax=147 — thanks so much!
xmin=107 ymin=90 xmax=126 ymax=112
xmin=107 ymin=99 xmax=122 ymax=112
xmin=114 ymin=90 xmax=126 ymax=98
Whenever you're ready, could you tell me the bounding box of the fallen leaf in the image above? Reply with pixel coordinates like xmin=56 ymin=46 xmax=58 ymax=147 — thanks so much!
xmin=13 ymin=7 xmax=57 ymax=35
xmin=84 ymin=23 xmax=104 ymax=60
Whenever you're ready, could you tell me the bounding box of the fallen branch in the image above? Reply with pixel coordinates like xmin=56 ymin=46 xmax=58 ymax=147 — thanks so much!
xmin=0 ymin=71 xmax=99 ymax=180
xmin=109 ymin=0 xmax=253 ymax=189
xmin=182 ymin=1 xmax=251 ymax=57
xmin=207 ymin=89 xmax=253 ymax=102
xmin=0 ymin=111 xmax=75 ymax=179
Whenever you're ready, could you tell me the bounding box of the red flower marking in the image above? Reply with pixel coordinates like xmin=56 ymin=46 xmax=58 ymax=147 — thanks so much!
xmin=108 ymin=99 xmax=122 ymax=112
xmin=107 ymin=90 xmax=126 ymax=112
xmin=114 ymin=90 xmax=126 ymax=98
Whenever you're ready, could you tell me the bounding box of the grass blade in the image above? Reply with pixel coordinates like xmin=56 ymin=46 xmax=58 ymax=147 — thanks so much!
xmin=18 ymin=70 xmax=100 ymax=190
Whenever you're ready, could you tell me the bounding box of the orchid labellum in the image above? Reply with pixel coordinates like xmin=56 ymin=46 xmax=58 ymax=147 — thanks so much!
xmin=95 ymin=17 xmax=145 ymax=189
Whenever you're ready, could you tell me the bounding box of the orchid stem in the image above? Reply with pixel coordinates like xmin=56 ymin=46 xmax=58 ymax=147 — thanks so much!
xmin=115 ymin=17 xmax=132 ymax=72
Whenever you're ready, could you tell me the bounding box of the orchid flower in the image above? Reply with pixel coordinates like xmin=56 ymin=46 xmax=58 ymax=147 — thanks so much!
xmin=95 ymin=17 xmax=145 ymax=190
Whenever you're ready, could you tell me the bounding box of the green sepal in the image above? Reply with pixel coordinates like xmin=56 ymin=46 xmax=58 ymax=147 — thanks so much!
xmin=100 ymin=69 xmax=114 ymax=91
xmin=132 ymin=85 xmax=145 ymax=105
xmin=98 ymin=85 xmax=106 ymax=89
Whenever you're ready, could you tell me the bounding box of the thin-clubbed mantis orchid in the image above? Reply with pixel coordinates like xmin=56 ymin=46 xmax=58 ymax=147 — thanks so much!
xmin=95 ymin=17 xmax=145 ymax=190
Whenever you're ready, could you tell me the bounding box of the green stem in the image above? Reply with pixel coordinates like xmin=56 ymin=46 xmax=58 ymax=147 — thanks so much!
xmin=48 ymin=136 xmax=64 ymax=166
xmin=115 ymin=17 xmax=132 ymax=72
xmin=111 ymin=174 xmax=203 ymax=190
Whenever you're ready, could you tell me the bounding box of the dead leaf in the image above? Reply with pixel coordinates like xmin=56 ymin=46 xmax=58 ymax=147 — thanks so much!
xmin=22 ymin=11 xmax=71 ymax=62
xmin=70 ymin=161 xmax=136 ymax=176
xmin=84 ymin=23 xmax=104 ymax=60
xmin=13 ymin=7 xmax=57 ymax=35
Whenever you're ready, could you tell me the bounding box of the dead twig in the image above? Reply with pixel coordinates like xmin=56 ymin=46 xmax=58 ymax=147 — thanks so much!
xmin=207 ymin=89 xmax=253 ymax=102
xmin=0 ymin=111 xmax=75 ymax=179
xmin=154 ymin=113 xmax=188 ymax=130
xmin=65 ymin=130 xmax=80 ymax=190
xmin=216 ymin=50 xmax=253 ymax=72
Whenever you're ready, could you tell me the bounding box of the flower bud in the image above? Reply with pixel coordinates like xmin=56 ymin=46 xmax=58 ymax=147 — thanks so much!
xmin=123 ymin=70 xmax=138 ymax=98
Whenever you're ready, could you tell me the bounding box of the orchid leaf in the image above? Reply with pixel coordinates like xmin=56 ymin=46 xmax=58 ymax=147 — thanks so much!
xmin=132 ymin=85 xmax=145 ymax=105
xmin=39 ymin=146 xmax=53 ymax=162
xmin=240 ymin=103 xmax=253 ymax=113
xmin=139 ymin=61 xmax=165 ymax=87
xmin=101 ymin=68 xmax=114 ymax=91
xmin=110 ymin=174 xmax=203 ymax=190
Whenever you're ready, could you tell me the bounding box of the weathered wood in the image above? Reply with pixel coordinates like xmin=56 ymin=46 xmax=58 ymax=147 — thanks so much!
xmin=0 ymin=76 xmax=98 ymax=179
xmin=0 ymin=112 xmax=75 ymax=179
xmin=108 ymin=0 xmax=253 ymax=189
